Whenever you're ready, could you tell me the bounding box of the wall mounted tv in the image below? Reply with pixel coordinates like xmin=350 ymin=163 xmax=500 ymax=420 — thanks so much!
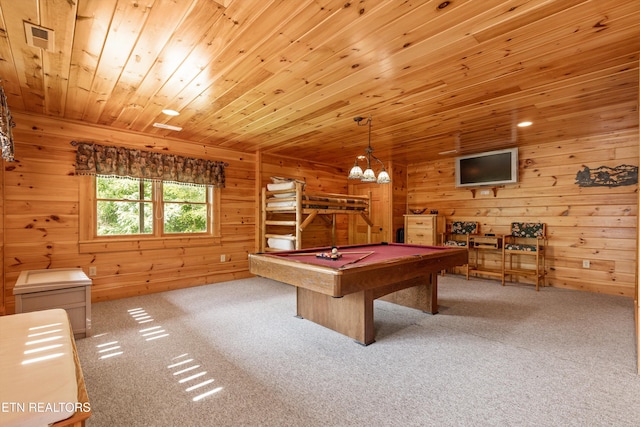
xmin=455 ymin=148 xmax=518 ymax=188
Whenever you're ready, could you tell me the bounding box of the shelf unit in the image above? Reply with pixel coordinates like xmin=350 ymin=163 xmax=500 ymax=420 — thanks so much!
xmin=467 ymin=235 xmax=503 ymax=280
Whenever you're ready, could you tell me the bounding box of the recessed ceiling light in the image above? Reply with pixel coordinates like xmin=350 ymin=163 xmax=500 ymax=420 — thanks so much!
xmin=162 ymin=109 xmax=180 ymax=116
xmin=517 ymin=121 xmax=533 ymax=127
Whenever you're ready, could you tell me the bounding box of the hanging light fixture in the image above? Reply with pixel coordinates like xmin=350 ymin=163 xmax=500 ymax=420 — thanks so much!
xmin=348 ymin=115 xmax=390 ymax=184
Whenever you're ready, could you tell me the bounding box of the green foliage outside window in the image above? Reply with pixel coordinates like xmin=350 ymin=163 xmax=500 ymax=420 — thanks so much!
xmin=96 ymin=177 xmax=209 ymax=236
xmin=162 ymin=182 xmax=207 ymax=234
xmin=97 ymin=177 xmax=153 ymax=235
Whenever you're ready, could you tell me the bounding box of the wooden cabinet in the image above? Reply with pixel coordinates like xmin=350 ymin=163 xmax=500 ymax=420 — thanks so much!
xmin=404 ymin=214 xmax=445 ymax=245
xmin=14 ymin=269 xmax=92 ymax=339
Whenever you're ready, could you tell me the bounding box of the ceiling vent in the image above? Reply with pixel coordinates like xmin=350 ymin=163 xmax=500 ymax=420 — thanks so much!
xmin=24 ymin=22 xmax=55 ymax=51
xmin=153 ymin=123 xmax=183 ymax=132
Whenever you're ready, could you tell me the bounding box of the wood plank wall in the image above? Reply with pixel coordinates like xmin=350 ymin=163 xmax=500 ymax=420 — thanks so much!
xmin=391 ymin=163 xmax=408 ymax=242
xmin=3 ymin=113 xmax=635 ymax=311
xmin=636 ymin=68 xmax=639 ymax=374
xmin=1 ymin=112 xmax=256 ymax=313
xmin=408 ymin=129 xmax=638 ymax=297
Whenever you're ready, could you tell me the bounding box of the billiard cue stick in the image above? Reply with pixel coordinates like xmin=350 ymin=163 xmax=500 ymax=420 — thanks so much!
xmin=275 ymin=251 xmax=374 ymax=256
xmin=276 ymin=253 xmax=321 ymax=256
xmin=342 ymin=251 xmax=374 ymax=266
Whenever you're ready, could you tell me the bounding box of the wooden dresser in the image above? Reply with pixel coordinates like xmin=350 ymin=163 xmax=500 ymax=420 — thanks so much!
xmin=404 ymin=214 xmax=445 ymax=245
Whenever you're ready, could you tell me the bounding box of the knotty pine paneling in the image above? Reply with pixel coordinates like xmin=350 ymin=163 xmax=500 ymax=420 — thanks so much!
xmin=2 ymin=112 xmax=256 ymax=312
xmin=261 ymin=153 xmax=351 ymax=193
xmin=408 ymin=129 xmax=638 ymax=297
xmin=391 ymin=162 xmax=408 ymax=242
xmin=637 ymin=66 xmax=640 ymax=375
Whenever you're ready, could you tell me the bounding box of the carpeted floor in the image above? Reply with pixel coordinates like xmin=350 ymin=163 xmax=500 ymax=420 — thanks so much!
xmin=75 ymin=275 xmax=640 ymax=426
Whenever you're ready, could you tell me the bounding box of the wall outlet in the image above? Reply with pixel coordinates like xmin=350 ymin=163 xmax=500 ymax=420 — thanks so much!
xmin=89 ymin=266 xmax=97 ymax=276
xmin=582 ymin=260 xmax=590 ymax=269
xmin=220 ymin=254 xmax=226 ymax=262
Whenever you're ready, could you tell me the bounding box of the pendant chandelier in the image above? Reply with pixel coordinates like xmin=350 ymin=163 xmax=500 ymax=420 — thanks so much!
xmin=347 ymin=115 xmax=390 ymax=184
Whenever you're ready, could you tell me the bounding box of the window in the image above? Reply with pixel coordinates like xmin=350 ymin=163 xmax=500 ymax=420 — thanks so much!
xmin=95 ymin=176 xmax=212 ymax=236
xmin=162 ymin=182 xmax=209 ymax=234
xmin=96 ymin=177 xmax=153 ymax=235
xmin=75 ymin=143 xmax=225 ymax=253
xmin=79 ymin=175 xmax=220 ymax=253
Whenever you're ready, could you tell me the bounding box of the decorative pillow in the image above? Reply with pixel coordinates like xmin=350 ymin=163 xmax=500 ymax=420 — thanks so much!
xmin=267 ymin=181 xmax=295 ymax=191
xmin=267 ymin=182 xmax=297 ymax=200
xmin=270 ymin=176 xmax=306 ymax=185
xmin=504 ymin=243 xmax=538 ymax=251
xmin=271 ymin=176 xmax=293 ymax=183
xmin=268 ymin=177 xmax=305 ymax=196
xmin=450 ymin=221 xmax=477 ymax=235
xmin=510 ymin=222 xmax=544 ymax=238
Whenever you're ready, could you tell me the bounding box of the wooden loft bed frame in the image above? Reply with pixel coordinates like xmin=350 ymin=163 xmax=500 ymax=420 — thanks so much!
xmin=261 ymin=181 xmax=372 ymax=252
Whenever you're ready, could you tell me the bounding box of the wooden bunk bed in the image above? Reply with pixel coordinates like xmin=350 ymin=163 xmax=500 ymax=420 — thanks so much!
xmin=261 ymin=180 xmax=372 ymax=252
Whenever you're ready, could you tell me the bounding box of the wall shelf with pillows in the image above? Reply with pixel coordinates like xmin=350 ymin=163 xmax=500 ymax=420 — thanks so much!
xmin=261 ymin=178 xmax=372 ymax=252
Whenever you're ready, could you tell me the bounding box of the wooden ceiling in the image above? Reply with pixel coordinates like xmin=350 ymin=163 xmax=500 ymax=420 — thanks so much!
xmin=0 ymin=0 xmax=638 ymax=167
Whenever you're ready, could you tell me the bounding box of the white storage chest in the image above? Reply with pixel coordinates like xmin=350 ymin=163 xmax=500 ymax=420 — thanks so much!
xmin=14 ymin=268 xmax=92 ymax=338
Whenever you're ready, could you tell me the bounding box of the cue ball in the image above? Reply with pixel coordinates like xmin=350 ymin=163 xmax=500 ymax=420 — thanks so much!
xmin=332 ymin=247 xmax=338 ymax=254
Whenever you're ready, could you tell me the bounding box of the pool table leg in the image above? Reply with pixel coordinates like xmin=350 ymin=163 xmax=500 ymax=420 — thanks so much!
xmin=377 ymin=274 xmax=438 ymax=314
xmin=296 ymin=287 xmax=375 ymax=345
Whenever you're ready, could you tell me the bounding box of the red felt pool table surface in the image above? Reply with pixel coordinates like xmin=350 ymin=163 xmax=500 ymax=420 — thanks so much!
xmin=249 ymin=243 xmax=468 ymax=345
xmin=267 ymin=243 xmax=458 ymax=268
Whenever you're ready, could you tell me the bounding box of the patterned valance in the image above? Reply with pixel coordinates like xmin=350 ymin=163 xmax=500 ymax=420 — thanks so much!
xmin=73 ymin=141 xmax=226 ymax=187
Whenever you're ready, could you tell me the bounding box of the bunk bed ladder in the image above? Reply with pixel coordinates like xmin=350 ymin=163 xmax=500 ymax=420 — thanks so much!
xmin=261 ymin=183 xmax=302 ymax=251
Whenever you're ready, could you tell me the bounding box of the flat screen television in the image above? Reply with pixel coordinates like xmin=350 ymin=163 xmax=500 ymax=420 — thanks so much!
xmin=455 ymin=148 xmax=518 ymax=187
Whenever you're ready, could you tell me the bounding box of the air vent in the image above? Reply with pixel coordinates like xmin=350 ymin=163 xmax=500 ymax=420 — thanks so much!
xmin=24 ymin=22 xmax=55 ymax=51
xmin=153 ymin=123 xmax=182 ymax=132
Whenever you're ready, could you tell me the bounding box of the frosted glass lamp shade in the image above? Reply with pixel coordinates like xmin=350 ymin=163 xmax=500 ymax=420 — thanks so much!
xmin=348 ymin=164 xmax=364 ymax=179
xmin=376 ymin=170 xmax=391 ymax=184
xmin=361 ymin=168 xmax=376 ymax=182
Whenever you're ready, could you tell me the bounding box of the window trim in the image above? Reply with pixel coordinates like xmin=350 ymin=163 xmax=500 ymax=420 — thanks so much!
xmin=79 ymin=175 xmax=221 ymax=254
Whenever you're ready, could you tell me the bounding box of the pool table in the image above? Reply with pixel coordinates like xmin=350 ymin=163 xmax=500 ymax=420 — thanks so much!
xmin=249 ymin=242 xmax=468 ymax=345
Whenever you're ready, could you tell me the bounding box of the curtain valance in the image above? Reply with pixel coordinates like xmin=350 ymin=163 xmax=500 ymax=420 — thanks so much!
xmin=73 ymin=141 xmax=226 ymax=187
